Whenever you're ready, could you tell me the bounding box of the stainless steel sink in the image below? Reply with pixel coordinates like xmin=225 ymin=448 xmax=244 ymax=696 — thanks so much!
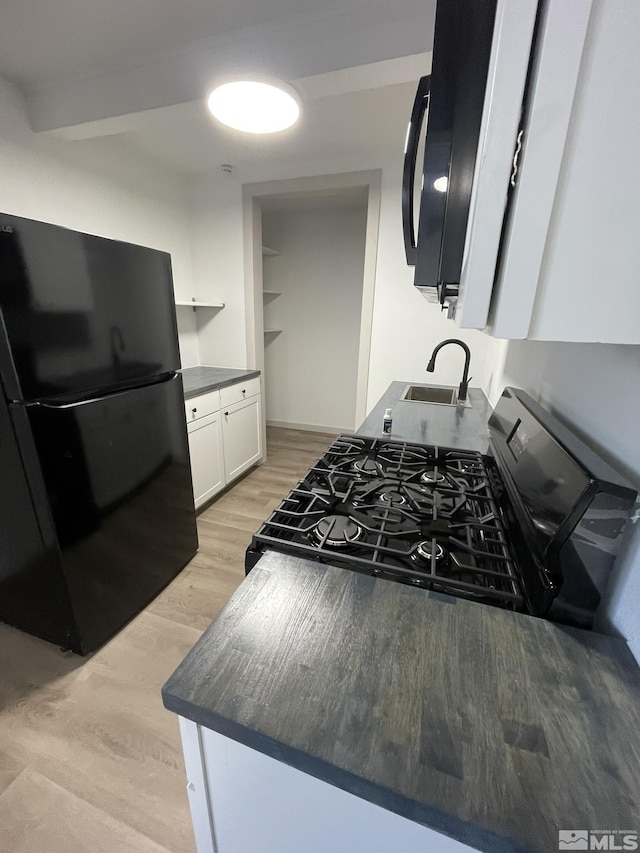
xmin=401 ymin=384 xmax=471 ymax=408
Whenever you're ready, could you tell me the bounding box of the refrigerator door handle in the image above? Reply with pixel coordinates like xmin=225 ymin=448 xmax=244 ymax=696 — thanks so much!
xmin=27 ymin=372 xmax=178 ymax=409
xmin=402 ymin=75 xmax=431 ymax=267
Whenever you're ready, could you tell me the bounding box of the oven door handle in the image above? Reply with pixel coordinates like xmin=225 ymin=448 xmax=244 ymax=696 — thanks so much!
xmin=402 ymin=75 xmax=431 ymax=267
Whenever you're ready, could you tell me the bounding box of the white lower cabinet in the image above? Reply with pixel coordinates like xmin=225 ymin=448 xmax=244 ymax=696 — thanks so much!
xmin=185 ymin=379 xmax=262 ymax=510
xmin=221 ymin=395 xmax=262 ymax=483
xmin=178 ymin=719 xmax=477 ymax=853
xmin=187 ymin=411 xmax=224 ymax=509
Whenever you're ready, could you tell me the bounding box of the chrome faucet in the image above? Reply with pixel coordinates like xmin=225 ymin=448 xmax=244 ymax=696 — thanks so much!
xmin=426 ymin=338 xmax=472 ymax=402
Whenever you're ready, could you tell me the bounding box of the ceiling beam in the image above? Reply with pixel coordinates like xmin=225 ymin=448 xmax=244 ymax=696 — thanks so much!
xmin=25 ymin=0 xmax=432 ymax=138
xmin=44 ymin=53 xmax=431 ymax=142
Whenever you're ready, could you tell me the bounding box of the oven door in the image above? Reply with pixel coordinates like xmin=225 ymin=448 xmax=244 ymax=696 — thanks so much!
xmin=403 ymin=0 xmax=497 ymax=308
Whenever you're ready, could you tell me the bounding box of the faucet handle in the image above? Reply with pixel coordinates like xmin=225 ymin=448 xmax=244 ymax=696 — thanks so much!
xmin=458 ymin=376 xmax=472 ymax=401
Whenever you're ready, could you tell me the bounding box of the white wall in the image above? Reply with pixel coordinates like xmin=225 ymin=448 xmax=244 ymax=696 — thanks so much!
xmin=486 ymin=339 xmax=640 ymax=660
xmin=189 ymin=175 xmax=247 ymax=368
xmin=188 ymin=151 xmax=497 ymax=402
xmin=262 ymin=203 xmax=367 ymax=432
xmin=0 ymin=75 xmax=199 ymax=367
xmin=365 ymin=164 xmax=497 ymax=407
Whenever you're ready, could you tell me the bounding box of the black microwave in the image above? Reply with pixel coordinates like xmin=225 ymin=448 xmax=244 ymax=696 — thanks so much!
xmin=402 ymin=0 xmax=501 ymax=312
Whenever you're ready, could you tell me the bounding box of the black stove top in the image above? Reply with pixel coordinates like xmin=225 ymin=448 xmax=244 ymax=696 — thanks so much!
xmin=246 ymin=389 xmax=638 ymax=629
xmin=246 ymin=435 xmax=524 ymax=609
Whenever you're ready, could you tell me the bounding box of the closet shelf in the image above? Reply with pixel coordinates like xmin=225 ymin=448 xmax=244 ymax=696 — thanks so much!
xmin=262 ymin=246 xmax=280 ymax=258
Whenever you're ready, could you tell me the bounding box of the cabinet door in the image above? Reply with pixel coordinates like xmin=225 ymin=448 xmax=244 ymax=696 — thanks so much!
xmin=487 ymin=0 xmax=593 ymax=340
xmin=187 ymin=411 xmax=224 ymax=509
xmin=194 ymin=726 xmax=476 ymax=853
xmin=454 ymin=0 xmax=539 ymax=329
xmin=222 ymin=395 xmax=262 ymax=484
xmin=505 ymin=0 xmax=640 ymax=343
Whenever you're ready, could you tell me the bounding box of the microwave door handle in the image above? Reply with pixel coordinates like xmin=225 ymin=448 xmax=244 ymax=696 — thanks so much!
xmin=402 ymin=75 xmax=431 ymax=266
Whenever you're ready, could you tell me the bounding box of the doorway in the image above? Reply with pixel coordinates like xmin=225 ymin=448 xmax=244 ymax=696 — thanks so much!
xmin=242 ymin=170 xmax=381 ymax=441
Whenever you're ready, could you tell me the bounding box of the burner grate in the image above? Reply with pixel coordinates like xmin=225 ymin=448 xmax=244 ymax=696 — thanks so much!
xmin=249 ymin=435 xmax=525 ymax=610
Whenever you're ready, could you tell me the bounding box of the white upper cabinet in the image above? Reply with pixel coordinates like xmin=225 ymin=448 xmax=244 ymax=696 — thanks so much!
xmin=458 ymin=0 xmax=640 ymax=344
xmin=455 ymin=0 xmax=539 ymax=330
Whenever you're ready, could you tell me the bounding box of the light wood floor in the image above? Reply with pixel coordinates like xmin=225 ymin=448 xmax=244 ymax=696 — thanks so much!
xmin=0 ymin=427 xmax=334 ymax=853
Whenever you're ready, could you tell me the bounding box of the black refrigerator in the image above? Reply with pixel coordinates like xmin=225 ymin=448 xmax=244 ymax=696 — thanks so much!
xmin=0 ymin=212 xmax=198 ymax=654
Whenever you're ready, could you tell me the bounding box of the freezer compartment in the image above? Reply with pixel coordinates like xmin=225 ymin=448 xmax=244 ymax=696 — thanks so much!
xmin=19 ymin=372 xmax=197 ymax=653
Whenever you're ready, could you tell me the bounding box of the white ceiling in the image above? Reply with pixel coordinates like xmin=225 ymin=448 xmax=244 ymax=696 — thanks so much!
xmin=0 ymin=0 xmax=355 ymax=86
xmin=0 ymin=0 xmax=435 ymax=177
xmin=117 ymin=80 xmax=417 ymax=176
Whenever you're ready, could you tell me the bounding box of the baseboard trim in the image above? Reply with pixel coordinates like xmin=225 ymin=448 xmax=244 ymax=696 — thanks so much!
xmin=266 ymin=420 xmax=353 ymax=435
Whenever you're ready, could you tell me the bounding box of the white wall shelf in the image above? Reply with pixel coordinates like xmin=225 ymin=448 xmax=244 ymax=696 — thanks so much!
xmin=264 ymin=328 xmax=283 ymax=334
xmin=176 ymin=299 xmax=225 ymax=312
xmin=261 ymin=246 xmax=280 ymax=258
xmin=262 ymin=290 xmax=281 ymax=297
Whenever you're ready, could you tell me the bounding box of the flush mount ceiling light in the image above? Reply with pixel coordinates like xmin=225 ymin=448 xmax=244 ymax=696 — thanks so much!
xmin=207 ymin=81 xmax=300 ymax=134
xmin=433 ymin=176 xmax=449 ymax=193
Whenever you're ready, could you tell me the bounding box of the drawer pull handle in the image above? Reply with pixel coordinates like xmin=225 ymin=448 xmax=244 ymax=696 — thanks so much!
xmin=192 ymin=408 xmax=197 ymax=413
xmin=224 ymin=411 xmax=229 ymax=417
xmin=242 ymin=389 xmax=246 ymax=394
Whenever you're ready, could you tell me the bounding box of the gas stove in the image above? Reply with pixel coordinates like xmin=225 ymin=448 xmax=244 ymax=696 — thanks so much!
xmin=246 ymin=388 xmax=637 ymax=629
xmin=247 ymin=438 xmax=524 ymax=609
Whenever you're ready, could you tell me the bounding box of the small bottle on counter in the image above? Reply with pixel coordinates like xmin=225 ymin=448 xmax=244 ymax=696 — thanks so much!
xmin=382 ymin=407 xmax=393 ymax=435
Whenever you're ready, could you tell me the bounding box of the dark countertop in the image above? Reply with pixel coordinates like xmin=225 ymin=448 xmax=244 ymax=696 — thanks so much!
xmin=356 ymin=382 xmax=492 ymax=453
xmin=180 ymin=365 xmax=260 ymax=399
xmin=163 ymin=551 xmax=640 ymax=853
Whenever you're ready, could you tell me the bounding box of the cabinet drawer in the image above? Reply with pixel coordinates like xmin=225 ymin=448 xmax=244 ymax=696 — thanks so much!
xmin=184 ymin=389 xmax=221 ymax=424
xmin=220 ymin=377 xmax=260 ymax=409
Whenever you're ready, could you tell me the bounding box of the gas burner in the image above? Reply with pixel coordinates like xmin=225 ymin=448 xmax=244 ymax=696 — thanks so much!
xmin=352 ymin=458 xmax=378 ymax=476
xmin=379 ymin=491 xmax=406 ymax=507
xmin=412 ymin=541 xmax=445 ymax=564
xmin=311 ymin=515 xmax=363 ymax=548
xmin=250 ymin=434 xmax=525 ymax=612
xmin=420 ymin=470 xmax=446 ymax=485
